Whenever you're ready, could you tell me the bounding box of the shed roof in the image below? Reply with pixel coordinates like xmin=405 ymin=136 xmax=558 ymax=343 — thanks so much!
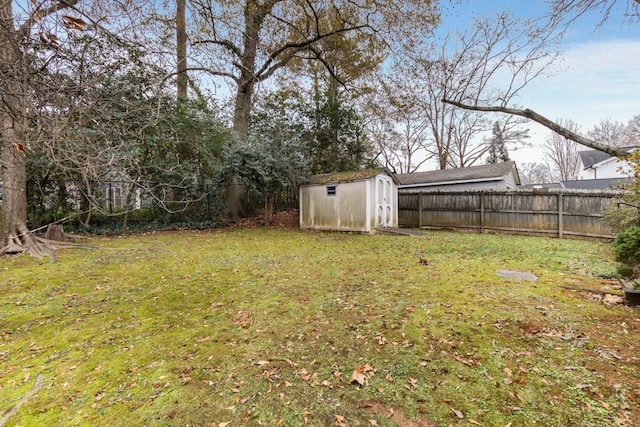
xmin=305 ymin=168 xmax=399 ymax=185
xmin=396 ymin=161 xmax=519 ymax=187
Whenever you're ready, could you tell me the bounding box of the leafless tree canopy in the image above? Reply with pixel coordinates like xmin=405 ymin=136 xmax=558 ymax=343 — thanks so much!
xmin=543 ymin=118 xmax=581 ymax=181
xmin=369 ymin=11 xmax=554 ymax=171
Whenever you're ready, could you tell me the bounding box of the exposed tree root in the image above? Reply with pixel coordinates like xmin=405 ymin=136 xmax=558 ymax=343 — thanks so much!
xmin=1 ymin=223 xmax=90 ymax=261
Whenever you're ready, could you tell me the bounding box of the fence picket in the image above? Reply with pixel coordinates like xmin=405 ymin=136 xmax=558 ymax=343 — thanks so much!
xmin=398 ymin=189 xmax=620 ymax=239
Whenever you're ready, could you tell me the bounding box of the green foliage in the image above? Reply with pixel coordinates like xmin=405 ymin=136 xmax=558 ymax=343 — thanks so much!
xmin=603 ymin=201 xmax=640 ymax=233
xmin=219 ymin=136 xmax=305 ymax=216
xmin=487 ymin=121 xmax=511 ymax=164
xmin=218 ymin=91 xmax=310 ymax=216
xmin=27 ymin=37 xmax=232 ymax=227
xmin=305 ymin=93 xmax=371 ymax=174
xmin=613 ymin=226 xmax=640 ymax=274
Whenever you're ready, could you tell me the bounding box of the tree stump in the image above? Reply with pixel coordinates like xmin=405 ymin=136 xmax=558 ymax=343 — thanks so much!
xmin=45 ymin=224 xmax=66 ymax=242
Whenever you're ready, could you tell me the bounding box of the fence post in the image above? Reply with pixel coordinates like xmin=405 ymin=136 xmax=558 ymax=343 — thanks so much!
xmin=418 ymin=192 xmax=423 ymax=228
xmin=480 ymin=191 xmax=485 ymax=234
xmin=558 ymin=192 xmax=564 ymax=239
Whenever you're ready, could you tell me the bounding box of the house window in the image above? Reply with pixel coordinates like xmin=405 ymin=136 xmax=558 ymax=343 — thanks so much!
xmin=327 ymin=185 xmax=337 ymax=196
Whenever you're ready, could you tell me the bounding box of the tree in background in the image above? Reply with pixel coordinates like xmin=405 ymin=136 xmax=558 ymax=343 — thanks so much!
xmin=547 ymin=0 xmax=639 ymax=27
xmin=305 ymin=93 xmax=370 ymax=174
xmin=384 ymin=11 xmax=551 ymax=170
xmin=587 ymin=118 xmax=629 ymax=147
xmin=187 ymin=0 xmax=439 ymax=137
xmin=365 ymin=76 xmax=433 ymax=174
xmin=518 ymin=162 xmax=555 ymax=185
xmin=442 ymin=1 xmax=636 ymax=160
xmin=220 ymin=92 xmax=308 ymax=222
xmin=486 ymin=122 xmax=512 ymax=164
xmin=543 ymin=119 xmax=581 ymax=181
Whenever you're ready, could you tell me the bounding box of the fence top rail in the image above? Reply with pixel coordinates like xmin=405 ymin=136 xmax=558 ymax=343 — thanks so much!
xmin=398 ymin=188 xmax=624 ymax=197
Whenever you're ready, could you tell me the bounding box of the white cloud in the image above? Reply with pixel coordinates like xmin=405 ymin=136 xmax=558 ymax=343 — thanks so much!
xmin=510 ymin=39 xmax=640 ymax=165
xmin=524 ymin=39 xmax=640 ymax=125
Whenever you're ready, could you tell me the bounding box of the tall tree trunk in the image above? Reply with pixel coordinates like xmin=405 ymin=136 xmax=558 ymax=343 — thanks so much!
xmin=226 ymin=4 xmax=264 ymax=219
xmin=0 ymin=0 xmax=71 ymax=258
xmin=176 ymin=0 xmax=187 ymax=101
xmin=0 ymin=0 xmax=28 ymax=247
xmin=232 ymin=79 xmax=254 ymax=138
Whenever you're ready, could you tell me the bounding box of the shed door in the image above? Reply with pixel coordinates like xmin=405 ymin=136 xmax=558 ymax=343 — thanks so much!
xmin=376 ymin=176 xmax=393 ymax=228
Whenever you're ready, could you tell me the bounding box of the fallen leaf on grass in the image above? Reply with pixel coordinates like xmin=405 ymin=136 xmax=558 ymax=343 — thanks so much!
xmin=603 ymin=294 xmax=624 ymax=305
xmin=335 ymin=414 xmax=347 ymax=426
xmin=368 ymin=419 xmax=378 ymax=426
xmin=452 ymin=408 xmax=464 ymax=419
xmin=350 ymin=365 xmax=374 ymax=386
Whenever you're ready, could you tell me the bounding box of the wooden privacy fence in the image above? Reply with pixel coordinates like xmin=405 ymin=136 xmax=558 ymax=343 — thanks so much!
xmin=398 ymin=189 xmax=623 ymax=239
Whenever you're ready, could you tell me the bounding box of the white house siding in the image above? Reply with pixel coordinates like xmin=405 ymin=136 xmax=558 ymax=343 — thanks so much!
xmin=503 ymin=172 xmax=518 ymax=189
xmin=300 ymin=180 xmax=370 ymax=232
xmin=577 ymin=158 xmax=634 ymax=180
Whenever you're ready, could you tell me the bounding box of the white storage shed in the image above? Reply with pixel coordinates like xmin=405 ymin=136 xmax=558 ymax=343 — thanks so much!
xmin=299 ymin=168 xmax=399 ymax=233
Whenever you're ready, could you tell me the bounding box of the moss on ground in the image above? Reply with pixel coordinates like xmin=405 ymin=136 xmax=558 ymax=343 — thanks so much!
xmin=0 ymin=229 xmax=637 ymax=426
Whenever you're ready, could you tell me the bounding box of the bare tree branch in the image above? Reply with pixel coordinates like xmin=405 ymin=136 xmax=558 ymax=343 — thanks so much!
xmin=441 ymin=98 xmax=627 ymax=157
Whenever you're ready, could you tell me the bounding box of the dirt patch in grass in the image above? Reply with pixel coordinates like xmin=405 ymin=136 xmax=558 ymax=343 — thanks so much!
xmin=1 ymin=228 xmax=639 ymax=425
xmin=363 ymin=401 xmax=436 ymax=426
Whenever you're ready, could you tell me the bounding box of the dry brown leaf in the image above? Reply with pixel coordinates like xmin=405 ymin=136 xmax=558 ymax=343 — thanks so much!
xmin=350 ymin=366 xmax=367 ymax=386
xmin=368 ymin=419 xmax=378 ymax=426
xmin=61 ymin=15 xmax=88 ymax=31
xmin=14 ymin=143 xmax=27 ymax=155
xmin=452 ymin=408 xmax=464 ymax=419
xmin=603 ymin=294 xmax=624 ymax=305
xmin=335 ymin=414 xmax=347 ymax=427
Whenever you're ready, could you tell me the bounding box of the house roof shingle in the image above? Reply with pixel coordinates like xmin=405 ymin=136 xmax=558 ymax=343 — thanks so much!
xmin=396 ymin=161 xmax=519 ymax=187
xmin=579 ymin=146 xmax=637 ymax=169
xmin=560 ymin=178 xmax=630 ymax=190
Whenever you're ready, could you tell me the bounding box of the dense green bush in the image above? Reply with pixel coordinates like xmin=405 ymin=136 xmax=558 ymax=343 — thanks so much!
xmin=603 ymin=201 xmax=640 ymax=233
xmin=613 ymin=226 xmax=640 ymax=278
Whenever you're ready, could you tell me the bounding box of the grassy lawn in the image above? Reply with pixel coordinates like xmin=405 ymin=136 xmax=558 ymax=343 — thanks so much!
xmin=1 ymin=228 xmax=639 ymax=426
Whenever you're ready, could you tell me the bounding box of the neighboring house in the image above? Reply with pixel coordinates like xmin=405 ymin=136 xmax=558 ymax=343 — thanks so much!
xmin=299 ymin=168 xmax=399 ymax=233
xmin=559 ymin=178 xmax=630 ymax=191
xmin=575 ymin=146 xmax=637 ymax=180
xmin=520 ymin=178 xmax=630 ymax=191
xmin=396 ymin=161 xmax=520 ymax=193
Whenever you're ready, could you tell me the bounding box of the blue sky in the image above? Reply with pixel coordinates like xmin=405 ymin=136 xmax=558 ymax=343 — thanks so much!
xmin=441 ymin=1 xmax=640 ymax=164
